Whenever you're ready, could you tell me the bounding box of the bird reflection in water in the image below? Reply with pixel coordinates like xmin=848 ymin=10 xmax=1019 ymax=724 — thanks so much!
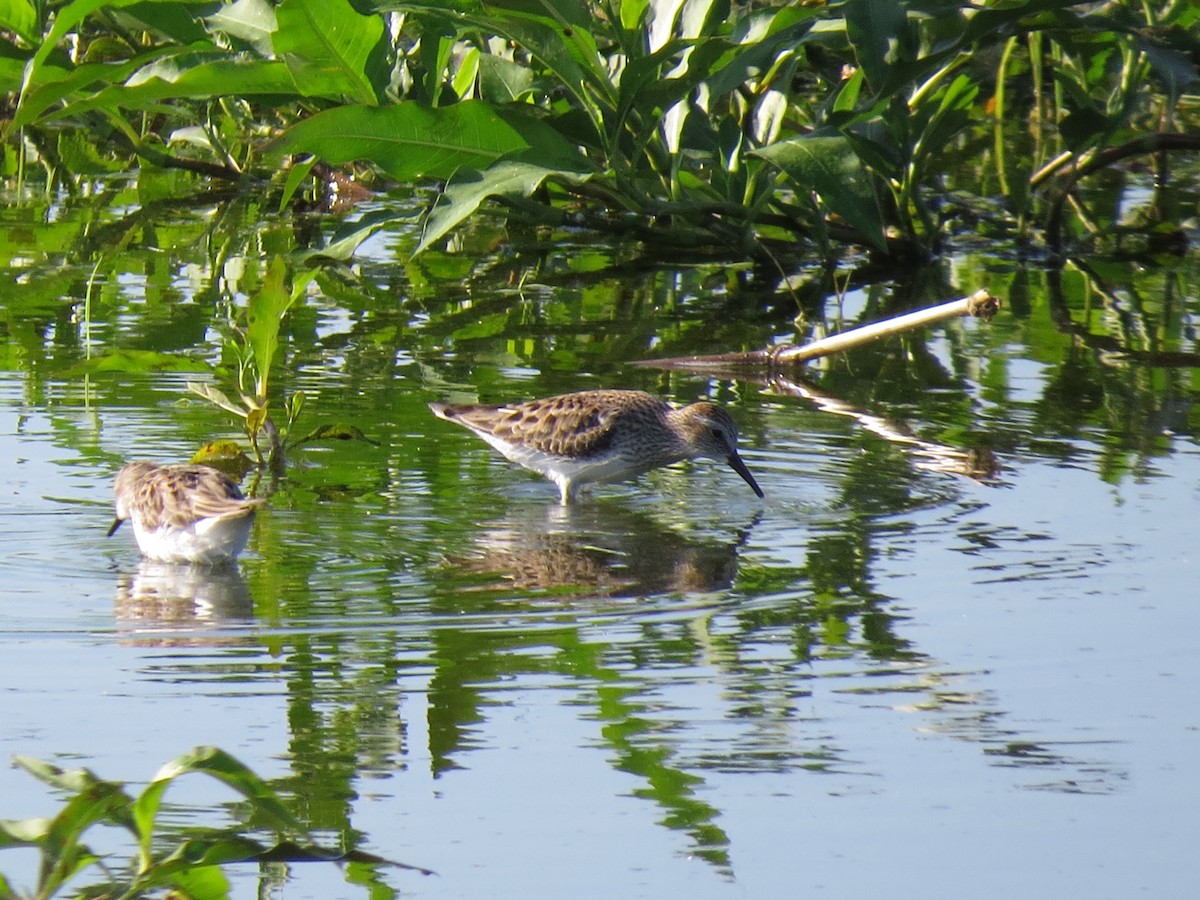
xmin=442 ymin=502 xmax=757 ymax=601
xmin=114 ymin=560 xmax=254 ymax=645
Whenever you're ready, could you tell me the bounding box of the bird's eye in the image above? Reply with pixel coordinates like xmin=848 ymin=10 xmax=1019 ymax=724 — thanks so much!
xmin=711 ymin=428 xmax=724 ymax=440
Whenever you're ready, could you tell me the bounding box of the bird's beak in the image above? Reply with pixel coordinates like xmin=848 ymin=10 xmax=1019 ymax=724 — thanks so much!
xmin=106 ymin=518 xmax=124 ymax=538
xmin=727 ymin=453 xmax=764 ymax=498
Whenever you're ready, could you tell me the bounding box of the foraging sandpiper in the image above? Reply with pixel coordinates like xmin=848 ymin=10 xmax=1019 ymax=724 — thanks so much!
xmin=108 ymin=462 xmax=265 ymax=564
xmin=429 ymin=389 xmax=764 ymax=504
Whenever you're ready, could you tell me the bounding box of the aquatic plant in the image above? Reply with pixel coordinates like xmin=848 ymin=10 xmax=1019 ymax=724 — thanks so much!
xmin=1 ymin=0 xmax=1194 ymax=263
xmin=0 ymin=746 xmax=420 ymax=899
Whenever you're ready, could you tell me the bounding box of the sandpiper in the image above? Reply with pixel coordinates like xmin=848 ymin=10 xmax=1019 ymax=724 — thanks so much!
xmin=429 ymin=389 xmax=764 ymax=504
xmin=107 ymin=462 xmax=265 ymax=564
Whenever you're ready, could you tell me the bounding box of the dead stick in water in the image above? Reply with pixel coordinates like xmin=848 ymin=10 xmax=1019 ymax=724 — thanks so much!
xmin=633 ymin=289 xmax=1001 ymax=371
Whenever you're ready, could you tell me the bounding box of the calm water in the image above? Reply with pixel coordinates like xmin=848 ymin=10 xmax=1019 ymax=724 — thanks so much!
xmin=1 ymin=189 xmax=1199 ymax=898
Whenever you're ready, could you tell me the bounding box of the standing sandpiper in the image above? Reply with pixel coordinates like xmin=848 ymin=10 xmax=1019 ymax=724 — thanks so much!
xmin=108 ymin=462 xmax=265 ymax=565
xmin=429 ymin=389 xmax=764 ymax=504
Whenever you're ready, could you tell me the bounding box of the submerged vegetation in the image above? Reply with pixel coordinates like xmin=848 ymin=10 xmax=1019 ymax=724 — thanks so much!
xmin=1 ymin=0 xmax=1197 ymax=266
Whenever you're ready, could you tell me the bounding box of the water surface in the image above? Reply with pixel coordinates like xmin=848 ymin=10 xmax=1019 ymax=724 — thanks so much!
xmin=1 ymin=190 xmax=1198 ymax=898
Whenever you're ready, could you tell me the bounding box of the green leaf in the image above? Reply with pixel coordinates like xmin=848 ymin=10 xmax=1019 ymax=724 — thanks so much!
xmin=44 ymin=52 xmax=300 ymax=123
xmin=0 ymin=815 xmax=53 ymax=847
xmin=449 ymin=310 xmax=508 ymax=341
xmin=10 ymin=49 xmax=175 ymax=129
xmin=58 ymin=127 xmax=127 ymax=173
xmin=204 ymin=0 xmax=278 ymax=57
xmin=273 ymin=0 xmax=386 ymax=105
xmin=298 ymin=206 xmax=420 ymax=263
xmin=109 ymin=1 xmax=210 ymax=44
xmin=132 ymin=779 xmax=170 ymax=866
xmin=416 ymin=156 xmax=592 ymax=254
xmin=478 ymin=53 xmax=534 ymax=103
xmin=246 ymin=403 xmax=269 ymax=436
xmin=753 ymin=133 xmax=887 ymax=250
xmin=279 ymin=153 xmax=319 ymax=212
xmin=18 ymin=0 xmax=148 ymax=108
xmin=190 ymin=440 xmax=255 ymax=472
xmin=844 ymin=0 xmax=913 ymax=93
xmin=153 ymin=860 xmax=232 ymax=899
xmin=0 ymin=0 xmax=39 ymax=43
xmin=12 ymin=756 xmax=108 ymax=794
xmin=187 ymin=381 xmax=249 ymax=418
xmin=272 ymin=101 xmax=549 ymax=181
xmin=150 ymin=746 xmax=305 ymax=835
xmin=246 ymin=256 xmax=294 ymax=398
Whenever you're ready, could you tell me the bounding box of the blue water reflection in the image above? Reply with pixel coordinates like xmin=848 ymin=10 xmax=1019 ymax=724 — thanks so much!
xmin=3 ymin=238 xmax=1200 ymax=899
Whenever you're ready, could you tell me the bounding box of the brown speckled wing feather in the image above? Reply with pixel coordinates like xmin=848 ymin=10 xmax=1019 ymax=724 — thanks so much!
xmin=446 ymin=390 xmax=664 ymax=459
xmin=140 ymin=465 xmax=260 ymax=529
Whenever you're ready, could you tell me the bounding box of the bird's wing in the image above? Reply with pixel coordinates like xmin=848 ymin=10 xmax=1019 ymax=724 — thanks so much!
xmin=157 ymin=466 xmax=260 ymax=527
xmin=452 ymin=392 xmax=649 ymax=458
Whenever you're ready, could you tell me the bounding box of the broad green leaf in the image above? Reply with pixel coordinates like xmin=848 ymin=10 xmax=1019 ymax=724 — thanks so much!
xmin=620 ymin=0 xmax=649 ymax=32
xmin=246 ymin=256 xmax=294 ymax=398
xmin=39 ymin=782 xmax=137 ymax=893
xmin=417 ymin=156 xmax=593 ymax=254
xmin=204 ymin=0 xmax=278 ymax=57
xmin=417 ymin=13 xmax=457 ymax=106
xmin=0 ymin=42 xmax=26 ymax=94
xmin=187 ymin=382 xmax=249 ymax=418
xmin=272 ymin=101 xmax=545 ymax=181
xmin=449 ymin=310 xmax=508 ymax=341
xmin=10 ymin=50 xmax=174 ymax=129
xmin=153 ymin=860 xmax=232 ymax=899
xmin=246 ymin=403 xmax=269 ymax=435
xmin=285 ymin=390 xmax=305 ymax=424
xmin=12 ymin=756 xmax=108 ymax=794
xmin=190 ymin=440 xmax=255 ymax=470
xmin=39 ymin=835 xmax=103 ymax=897
xmin=150 ymin=746 xmax=305 ymax=834
xmin=273 ymin=0 xmax=386 ymax=105
xmin=0 ymin=0 xmax=38 ymax=43
xmin=132 ymin=779 xmax=170 ymax=865
xmin=0 ymin=815 xmax=53 ymax=846
xmin=51 ymin=53 xmax=299 ymax=121
xmin=478 ymin=53 xmax=534 ymax=103
xmin=18 ymin=0 xmax=147 ymax=105
xmin=299 ymin=207 xmax=420 ymax=262
xmin=109 ymin=2 xmax=210 ymax=44
xmin=430 ymin=7 xmax=611 ymax=129
xmin=753 ymin=133 xmax=887 ymax=250
xmin=844 ymin=0 xmax=912 ymax=93
xmin=278 ymin=153 xmax=320 ymax=211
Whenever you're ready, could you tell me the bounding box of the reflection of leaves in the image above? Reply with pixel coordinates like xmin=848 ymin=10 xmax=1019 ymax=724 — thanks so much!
xmin=291 ymin=423 xmax=380 ymax=446
xmin=450 ymin=311 xmax=508 ymax=341
xmin=66 ymin=349 xmax=210 ymax=374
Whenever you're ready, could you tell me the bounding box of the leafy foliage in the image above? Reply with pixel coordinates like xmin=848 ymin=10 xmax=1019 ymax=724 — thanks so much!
xmin=0 ymin=747 xmax=423 ymax=898
xmin=1 ymin=0 xmax=1198 ymax=262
